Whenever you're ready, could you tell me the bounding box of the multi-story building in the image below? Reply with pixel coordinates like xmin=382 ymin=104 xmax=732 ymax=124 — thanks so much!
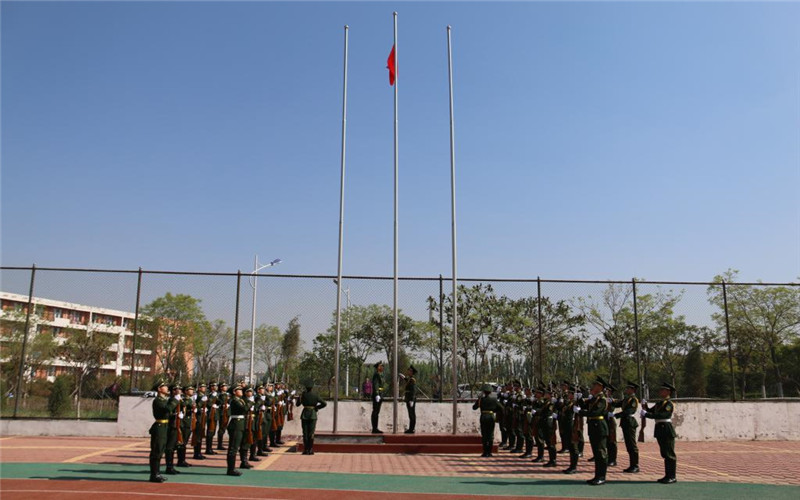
xmin=0 ymin=291 xmax=158 ymax=383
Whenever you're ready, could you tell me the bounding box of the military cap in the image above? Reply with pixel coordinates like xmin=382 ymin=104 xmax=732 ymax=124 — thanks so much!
xmin=626 ymin=380 xmax=640 ymax=390
xmin=256 ymin=384 xmax=264 ymax=390
xmin=244 ymin=386 xmax=254 ymax=393
xmin=219 ymin=382 xmax=229 ymax=388
xmin=408 ymin=365 xmax=418 ymax=375
xmin=209 ymin=381 xmax=218 ymax=387
xmin=169 ymin=383 xmax=181 ymax=391
xmin=481 ymin=384 xmax=493 ymax=393
xmin=183 ymin=384 xmax=195 ymax=392
xmin=197 ymin=382 xmax=207 ymax=389
xmin=152 ymin=379 xmax=168 ymax=391
xmin=374 ymin=360 xmax=384 ymax=368
xmin=605 ymin=381 xmax=617 ymax=393
xmin=593 ymin=376 xmax=609 ymax=389
xmin=660 ymin=382 xmax=676 ymax=392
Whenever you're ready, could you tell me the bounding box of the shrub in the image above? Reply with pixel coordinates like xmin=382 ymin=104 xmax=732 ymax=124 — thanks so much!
xmin=47 ymin=375 xmax=73 ymax=417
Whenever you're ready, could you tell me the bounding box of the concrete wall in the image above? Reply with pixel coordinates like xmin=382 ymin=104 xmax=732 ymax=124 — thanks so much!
xmin=3 ymin=398 xmax=799 ymax=441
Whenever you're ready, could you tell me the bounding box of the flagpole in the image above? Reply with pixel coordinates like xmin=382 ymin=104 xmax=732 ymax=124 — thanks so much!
xmin=333 ymin=24 xmax=349 ymax=434
xmin=392 ymin=10 xmax=400 ymax=434
xmin=446 ymin=25 xmax=459 ymax=435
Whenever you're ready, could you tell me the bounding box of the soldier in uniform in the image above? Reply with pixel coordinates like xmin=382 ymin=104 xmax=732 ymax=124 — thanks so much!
xmin=519 ymin=387 xmax=534 ymax=459
xmin=404 ymin=366 xmax=417 ymax=434
xmin=242 ymin=386 xmax=257 ymax=463
xmin=297 ymin=379 xmax=327 ymax=454
xmin=538 ymin=385 xmax=558 ymax=468
xmin=580 ymin=377 xmax=610 ymax=485
xmin=225 ymin=385 xmax=246 ymax=476
xmin=530 ymin=386 xmax=545 ymax=462
xmin=371 ymin=361 xmax=385 ymax=434
xmin=205 ymin=382 xmax=220 ymax=456
xmin=148 ymin=380 xmax=179 ymax=483
xmin=192 ymin=382 xmax=208 ymax=460
xmin=473 ymin=384 xmax=503 ymax=457
xmin=604 ymin=382 xmax=619 ymax=467
xmin=510 ymin=382 xmax=524 ymax=454
xmin=498 ymin=383 xmax=510 ymax=448
xmin=613 ymin=380 xmax=640 ymax=473
xmin=164 ymin=384 xmax=183 ymax=475
xmin=176 ymin=384 xmax=194 ymax=468
xmin=256 ymin=384 xmax=272 ymax=456
xmin=641 ymin=382 xmax=677 ymax=484
xmin=217 ymin=382 xmax=230 ymax=450
xmin=556 ymin=380 xmax=571 ymax=454
xmin=562 ymin=384 xmax=582 ymax=474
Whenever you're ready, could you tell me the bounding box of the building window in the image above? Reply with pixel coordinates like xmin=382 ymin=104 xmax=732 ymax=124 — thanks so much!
xmin=54 ymin=308 xmax=62 ymax=318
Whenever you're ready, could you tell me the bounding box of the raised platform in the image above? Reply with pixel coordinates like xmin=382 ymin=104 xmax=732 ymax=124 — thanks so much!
xmin=295 ymin=432 xmax=496 ymax=454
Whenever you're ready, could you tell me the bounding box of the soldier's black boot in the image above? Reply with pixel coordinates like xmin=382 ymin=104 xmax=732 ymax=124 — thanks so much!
xmin=662 ymin=460 xmax=677 ymax=483
xmin=563 ymin=451 xmax=578 ymax=474
xmin=257 ymin=439 xmax=268 ymax=456
xmin=205 ymin=435 xmax=217 ymax=455
xmin=500 ymin=429 xmax=507 ymax=447
xmin=308 ymin=438 xmax=315 ymax=455
xmin=543 ymin=448 xmax=557 ymax=467
xmin=218 ymin=433 xmax=226 ymax=450
xmin=227 ymin=453 xmax=242 ymax=476
xmin=589 ymin=461 xmax=607 ymax=485
xmin=657 ymin=460 xmax=670 ymax=483
xmin=193 ymin=444 xmax=205 ymax=460
xmin=176 ymin=447 xmax=191 ymax=467
xmin=505 ymin=434 xmax=515 ymax=450
xmin=149 ymin=456 xmax=165 ymax=483
xmin=578 ymin=440 xmax=585 ymax=456
xmin=276 ymin=428 xmax=285 ymax=445
xmin=263 ymin=438 xmax=273 ymax=453
xmin=624 ymin=452 xmax=639 ymax=473
xmin=240 ymin=450 xmax=253 ymax=469
xmin=249 ymin=444 xmax=260 ymax=461
xmin=532 ymin=444 xmax=545 ymax=463
xmin=165 ymin=451 xmax=179 ymax=475
xmin=519 ymin=438 xmax=532 ymax=458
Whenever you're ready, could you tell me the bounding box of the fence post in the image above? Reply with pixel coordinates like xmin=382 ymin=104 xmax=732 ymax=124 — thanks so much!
xmin=13 ymin=264 xmax=36 ymax=418
xmin=130 ymin=267 xmax=143 ymax=393
xmin=721 ymin=280 xmax=737 ymax=402
xmin=232 ymin=271 xmax=241 ymax=387
xmin=439 ymin=274 xmax=444 ymax=402
xmin=632 ymin=278 xmax=642 ymax=392
xmin=537 ymin=277 xmax=543 ymax=384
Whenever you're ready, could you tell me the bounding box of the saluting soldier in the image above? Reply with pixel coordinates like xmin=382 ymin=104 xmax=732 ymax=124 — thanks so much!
xmin=604 ymin=383 xmax=619 ymax=467
xmin=298 ymin=379 xmax=327 ymax=455
xmin=148 ymin=380 xmax=179 ymax=483
xmin=225 ymin=385 xmax=246 ymax=476
xmin=371 ymin=361 xmax=385 ymax=434
xmin=217 ymin=382 xmax=230 ymax=450
xmin=580 ymin=377 xmax=610 ymax=486
xmin=205 ymin=382 xmax=220 ymax=456
xmin=192 ymin=383 xmax=208 ymax=460
xmin=404 ymin=366 xmax=418 ymax=434
xmin=473 ymin=384 xmax=504 ymax=457
xmin=613 ymin=380 xmax=640 ymax=473
xmin=176 ymin=384 xmax=194 ymax=468
xmin=164 ymin=384 xmax=183 ymax=475
xmin=641 ymin=382 xmax=677 ymax=484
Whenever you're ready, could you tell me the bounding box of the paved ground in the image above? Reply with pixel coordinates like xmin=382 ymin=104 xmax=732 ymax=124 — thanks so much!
xmin=1 ymin=435 xmax=799 ymax=499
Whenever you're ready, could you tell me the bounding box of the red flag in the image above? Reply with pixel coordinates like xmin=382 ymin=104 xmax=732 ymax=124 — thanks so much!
xmin=387 ymin=45 xmax=396 ymax=86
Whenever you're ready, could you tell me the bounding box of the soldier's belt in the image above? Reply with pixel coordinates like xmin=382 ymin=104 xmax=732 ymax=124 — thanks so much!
xmin=655 ymin=419 xmax=672 ymax=423
xmin=481 ymin=411 xmax=494 ymax=414
xmin=587 ymin=416 xmax=604 ymax=420
xmin=303 ymin=406 xmax=316 ymax=409
xmin=229 ymin=415 xmax=245 ymax=420
xmin=154 ymin=419 xmax=168 ymax=424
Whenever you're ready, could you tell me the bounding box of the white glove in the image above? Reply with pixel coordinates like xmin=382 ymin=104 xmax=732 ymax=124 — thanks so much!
xmin=211 ymin=391 xmax=217 ymax=397
xmin=261 ymin=405 xmax=266 ymax=411
xmin=375 ymin=395 xmax=381 ymax=403
xmin=641 ymin=399 xmax=647 ymax=406
xmin=640 ymin=409 xmax=647 ymax=417
xmin=558 ymin=398 xmax=563 ymax=403
xmin=552 ymin=413 xmax=558 ymax=420
xmin=178 ymin=412 xmax=184 ymax=419
xmin=202 ymin=396 xmax=208 ymax=402
xmin=279 ymin=401 xmax=285 ymax=406
xmin=608 ymin=412 xmax=614 ymax=419
xmin=248 ymin=396 xmax=255 ymax=402
xmin=212 ymin=404 xmax=218 ymax=409
xmin=173 ymin=395 xmax=181 ymax=400
xmin=531 ymin=409 xmax=537 ymax=415
xmin=587 ymin=394 xmax=593 ymax=400
xmin=573 ymin=406 xmax=581 ymax=414
xmin=290 ymin=390 xmax=296 ymax=396
xmin=193 ymin=408 xmax=198 ymax=413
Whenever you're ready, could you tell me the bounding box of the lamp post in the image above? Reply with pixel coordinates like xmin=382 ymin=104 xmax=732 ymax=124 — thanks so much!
xmin=249 ymin=255 xmax=281 ymax=384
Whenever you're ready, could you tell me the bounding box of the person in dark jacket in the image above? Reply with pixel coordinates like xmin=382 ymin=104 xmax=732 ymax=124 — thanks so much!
xmin=297 ymin=379 xmax=327 ymax=455
xmin=473 ymin=384 xmax=504 ymax=457
xmin=641 ymin=382 xmax=677 ymax=484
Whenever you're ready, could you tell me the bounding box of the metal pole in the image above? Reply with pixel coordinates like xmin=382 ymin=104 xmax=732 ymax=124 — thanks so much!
xmin=721 ymin=281 xmax=737 ymax=402
xmin=232 ymin=271 xmax=241 ymax=387
xmin=130 ymin=267 xmax=143 ymax=392
xmin=632 ymin=278 xmax=642 ymax=390
xmin=537 ymin=277 xmax=543 ymax=383
xmin=249 ymin=255 xmax=258 ymax=384
xmin=447 ymin=25 xmax=459 ymax=435
xmin=439 ymin=274 xmax=444 ymax=403
xmin=333 ymin=24 xmax=349 ymax=433
xmin=392 ymin=10 xmax=399 ymax=434
xmin=13 ymin=264 xmax=36 ymax=418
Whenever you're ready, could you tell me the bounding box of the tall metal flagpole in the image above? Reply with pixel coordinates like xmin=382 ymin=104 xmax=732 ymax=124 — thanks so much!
xmin=333 ymin=25 xmax=349 ymax=434
xmin=392 ymin=11 xmax=400 ymax=434
xmin=446 ymin=26 xmax=459 ymax=434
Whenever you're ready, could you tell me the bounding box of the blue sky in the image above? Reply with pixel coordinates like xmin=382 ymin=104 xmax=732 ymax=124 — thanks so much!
xmin=2 ymin=1 xmax=799 ymax=284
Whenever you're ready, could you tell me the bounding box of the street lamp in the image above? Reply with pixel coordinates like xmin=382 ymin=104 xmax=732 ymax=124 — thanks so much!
xmin=333 ymin=279 xmax=351 ymax=396
xmin=249 ymin=255 xmax=281 ymax=384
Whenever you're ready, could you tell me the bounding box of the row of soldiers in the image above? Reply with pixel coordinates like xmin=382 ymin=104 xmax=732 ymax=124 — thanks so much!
xmin=147 ymin=380 xmax=298 ymax=482
xmin=475 ymin=377 xmax=677 ymax=485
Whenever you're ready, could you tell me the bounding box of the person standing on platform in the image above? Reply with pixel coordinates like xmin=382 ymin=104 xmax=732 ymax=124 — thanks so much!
xmin=641 ymin=382 xmax=678 ymax=484
xmin=371 ymin=361 xmax=385 ymax=434
xmin=613 ymin=380 xmax=640 ymax=473
xmin=473 ymin=384 xmax=503 ymax=457
xmin=580 ymin=377 xmax=610 ymax=486
xmin=148 ymin=380 xmax=179 ymax=483
xmin=297 ymin=379 xmax=327 ymax=455
xmin=404 ymin=366 xmax=417 ymax=434
xmin=225 ymin=385 xmax=246 ymax=476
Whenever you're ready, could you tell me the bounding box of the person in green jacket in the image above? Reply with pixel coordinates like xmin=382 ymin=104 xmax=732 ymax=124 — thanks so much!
xmin=473 ymin=384 xmax=503 ymax=457
xmin=403 ymin=366 xmax=417 ymax=434
xmin=148 ymin=380 xmax=179 ymax=483
xmin=371 ymin=361 xmax=385 ymax=434
xmin=298 ymin=379 xmax=327 ymax=455
xmin=561 ymin=384 xmax=582 ymax=474
xmin=225 ymin=385 xmax=247 ymax=476
xmin=613 ymin=380 xmax=640 ymax=473
xmin=164 ymin=384 xmax=183 ymax=475
xmin=641 ymin=382 xmax=677 ymax=484
xmin=216 ymin=382 xmax=230 ymax=450
xmin=580 ymin=377 xmax=610 ymax=486
xmin=176 ymin=385 xmax=195 ymax=468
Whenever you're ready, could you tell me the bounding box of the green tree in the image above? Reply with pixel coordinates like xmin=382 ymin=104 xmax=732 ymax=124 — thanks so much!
xmin=193 ymin=319 xmax=233 ymax=383
xmin=139 ymin=293 xmax=206 ymax=383
xmin=48 ymin=375 xmax=73 ymax=417
xmin=280 ymin=316 xmax=302 ymax=385
xmin=359 ymin=305 xmax=418 ymax=378
xmin=59 ymin=326 xmax=114 ymax=418
xmin=682 ymin=345 xmax=706 ymax=397
xmin=0 ymin=309 xmax=57 ymax=400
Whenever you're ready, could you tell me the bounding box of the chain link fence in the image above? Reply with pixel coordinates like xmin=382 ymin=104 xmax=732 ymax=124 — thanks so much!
xmin=2 ymin=266 xmax=798 ymax=419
